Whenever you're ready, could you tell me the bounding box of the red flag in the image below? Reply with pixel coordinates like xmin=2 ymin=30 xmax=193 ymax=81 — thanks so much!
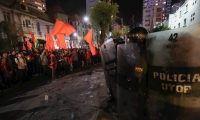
xmin=49 ymin=35 xmax=55 ymax=50
xmin=51 ymin=19 xmax=63 ymax=35
xmin=45 ymin=30 xmax=50 ymax=51
xmin=46 ymin=30 xmax=55 ymax=51
xmin=22 ymin=44 xmax=26 ymax=51
xmin=84 ymin=29 xmax=93 ymax=44
xmin=84 ymin=29 xmax=96 ymax=55
xmin=29 ymin=31 xmax=36 ymax=45
xmin=56 ymin=34 xmax=67 ymax=49
xmin=51 ymin=19 xmax=76 ymax=36
xmin=59 ymin=23 xmax=76 ymax=36
xmin=26 ymin=38 xmax=32 ymax=50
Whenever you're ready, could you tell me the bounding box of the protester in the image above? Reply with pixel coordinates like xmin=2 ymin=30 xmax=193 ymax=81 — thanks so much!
xmin=15 ymin=52 xmax=28 ymax=83
xmin=49 ymin=51 xmax=57 ymax=82
xmin=0 ymin=52 xmax=12 ymax=89
xmin=85 ymin=50 xmax=91 ymax=66
xmin=0 ymin=47 xmax=100 ymax=92
xmin=67 ymin=50 xmax=73 ymax=72
xmin=72 ymin=49 xmax=79 ymax=70
xmin=40 ymin=49 xmax=49 ymax=78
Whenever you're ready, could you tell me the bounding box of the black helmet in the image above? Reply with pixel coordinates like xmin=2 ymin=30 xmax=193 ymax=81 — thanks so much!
xmin=127 ymin=27 xmax=148 ymax=43
xmin=128 ymin=27 xmax=148 ymax=36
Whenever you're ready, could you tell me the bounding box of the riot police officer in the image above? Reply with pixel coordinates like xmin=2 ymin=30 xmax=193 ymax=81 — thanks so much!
xmin=128 ymin=27 xmax=149 ymax=120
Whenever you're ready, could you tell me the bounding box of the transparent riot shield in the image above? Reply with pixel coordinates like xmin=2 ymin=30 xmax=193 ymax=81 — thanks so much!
xmin=147 ymin=24 xmax=200 ymax=120
xmin=117 ymin=42 xmax=140 ymax=119
xmin=100 ymin=39 xmax=118 ymax=99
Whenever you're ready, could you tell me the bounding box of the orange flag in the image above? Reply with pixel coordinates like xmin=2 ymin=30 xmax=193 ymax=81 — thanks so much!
xmin=46 ymin=30 xmax=55 ymax=51
xmin=84 ymin=29 xmax=97 ymax=55
xmin=84 ymin=29 xmax=93 ymax=44
xmin=45 ymin=30 xmax=50 ymax=51
xmin=51 ymin=19 xmax=76 ymax=36
xmin=59 ymin=23 xmax=76 ymax=36
xmin=56 ymin=34 xmax=67 ymax=49
xmin=49 ymin=35 xmax=55 ymax=50
xmin=22 ymin=44 xmax=26 ymax=51
xmin=51 ymin=19 xmax=75 ymax=49
xmin=51 ymin=19 xmax=63 ymax=35
xmin=26 ymin=38 xmax=32 ymax=50
xmin=29 ymin=31 xmax=35 ymax=43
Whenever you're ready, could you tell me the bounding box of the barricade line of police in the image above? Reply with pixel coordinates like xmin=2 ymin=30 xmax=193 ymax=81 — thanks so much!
xmin=0 ymin=48 xmax=101 ymax=93
xmin=101 ymin=26 xmax=200 ymax=120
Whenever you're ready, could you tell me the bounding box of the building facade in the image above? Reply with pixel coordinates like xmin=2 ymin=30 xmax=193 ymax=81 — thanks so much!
xmin=168 ymin=0 xmax=199 ymax=29
xmin=22 ymin=0 xmax=46 ymax=12
xmin=143 ymin=0 xmax=172 ymax=17
xmin=86 ymin=0 xmax=98 ymax=14
xmin=142 ymin=0 xmax=172 ymax=31
xmin=68 ymin=14 xmax=94 ymax=48
xmin=0 ymin=0 xmax=53 ymax=45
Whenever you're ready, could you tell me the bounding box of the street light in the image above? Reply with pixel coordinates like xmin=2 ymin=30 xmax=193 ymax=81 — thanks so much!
xmin=73 ymin=33 xmax=77 ymax=37
xmin=84 ymin=16 xmax=89 ymax=22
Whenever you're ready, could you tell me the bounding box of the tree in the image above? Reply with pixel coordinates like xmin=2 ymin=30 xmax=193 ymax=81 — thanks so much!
xmin=0 ymin=20 xmax=23 ymax=52
xmin=151 ymin=25 xmax=171 ymax=32
xmin=89 ymin=0 xmax=119 ymax=45
xmin=111 ymin=25 xmax=130 ymax=39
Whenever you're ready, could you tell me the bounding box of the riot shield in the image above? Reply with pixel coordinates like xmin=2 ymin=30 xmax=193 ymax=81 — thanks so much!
xmin=100 ymin=39 xmax=118 ymax=99
xmin=147 ymin=24 xmax=200 ymax=120
xmin=117 ymin=42 xmax=140 ymax=119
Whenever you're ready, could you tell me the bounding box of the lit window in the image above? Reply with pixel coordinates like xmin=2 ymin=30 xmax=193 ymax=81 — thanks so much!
xmin=35 ymin=1 xmax=42 ymax=6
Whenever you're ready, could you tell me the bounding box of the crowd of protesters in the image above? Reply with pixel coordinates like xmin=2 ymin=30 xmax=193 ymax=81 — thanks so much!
xmin=0 ymin=48 xmax=101 ymax=93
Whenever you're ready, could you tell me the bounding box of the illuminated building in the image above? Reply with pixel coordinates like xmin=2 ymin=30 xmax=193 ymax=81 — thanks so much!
xmin=22 ymin=0 xmax=46 ymax=12
xmin=169 ymin=0 xmax=199 ymax=29
xmin=86 ymin=0 xmax=98 ymax=14
xmin=142 ymin=0 xmax=172 ymax=31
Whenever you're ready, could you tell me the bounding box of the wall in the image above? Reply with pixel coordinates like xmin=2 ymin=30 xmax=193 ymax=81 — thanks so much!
xmin=35 ymin=19 xmax=53 ymax=40
xmin=54 ymin=13 xmax=68 ymax=22
xmin=168 ymin=0 xmax=200 ymax=29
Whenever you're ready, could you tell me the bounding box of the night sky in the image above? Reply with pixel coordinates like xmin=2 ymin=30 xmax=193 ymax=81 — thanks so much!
xmin=46 ymin=0 xmax=179 ymax=27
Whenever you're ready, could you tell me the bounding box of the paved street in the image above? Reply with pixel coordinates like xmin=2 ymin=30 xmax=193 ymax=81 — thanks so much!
xmin=0 ymin=66 xmax=119 ymax=120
